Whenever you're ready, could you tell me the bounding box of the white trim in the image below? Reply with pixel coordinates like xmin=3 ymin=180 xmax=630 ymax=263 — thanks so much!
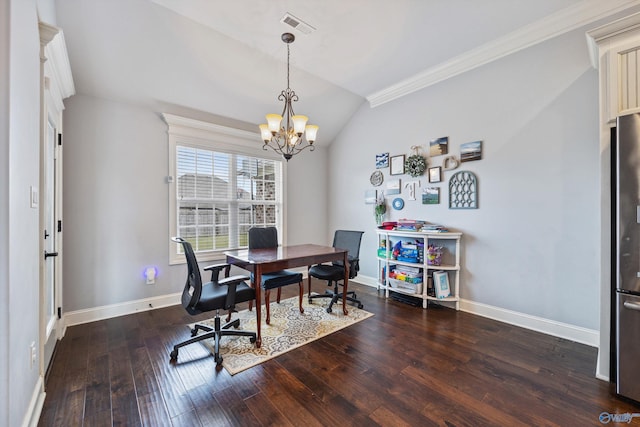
xmin=356 ymin=273 xmax=598 ymax=347
xmin=21 ymin=376 xmax=44 ymax=427
xmin=459 ymin=299 xmax=599 ymax=347
xmin=38 ymin=22 xmax=75 ymax=112
xmin=367 ymin=0 xmax=640 ymax=107
xmin=586 ymin=11 xmax=640 ymax=68
xmin=64 ymin=293 xmax=181 ymax=327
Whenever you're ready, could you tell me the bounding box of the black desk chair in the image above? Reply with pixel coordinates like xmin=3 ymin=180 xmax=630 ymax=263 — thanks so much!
xmin=248 ymin=227 xmax=304 ymax=324
xmin=308 ymin=230 xmax=365 ymax=313
xmin=170 ymin=237 xmax=256 ymax=366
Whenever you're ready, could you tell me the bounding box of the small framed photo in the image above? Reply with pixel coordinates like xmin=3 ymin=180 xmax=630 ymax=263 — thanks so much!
xmin=460 ymin=140 xmax=482 ymax=162
xmin=364 ymin=189 xmax=377 ymax=204
xmin=422 ymin=187 xmax=439 ymax=204
xmin=386 ymin=179 xmax=401 ymax=195
xmin=429 ymin=136 xmax=449 ymax=156
xmin=390 ymin=155 xmax=405 ymax=175
xmin=376 ymin=152 xmax=389 ymax=169
xmin=428 ymin=166 xmax=442 ymax=183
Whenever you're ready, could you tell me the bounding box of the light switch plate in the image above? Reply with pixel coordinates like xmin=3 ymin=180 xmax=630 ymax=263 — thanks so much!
xmin=30 ymin=186 xmax=38 ymax=208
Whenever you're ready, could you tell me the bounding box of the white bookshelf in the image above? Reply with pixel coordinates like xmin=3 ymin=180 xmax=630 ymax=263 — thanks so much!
xmin=376 ymin=229 xmax=462 ymax=310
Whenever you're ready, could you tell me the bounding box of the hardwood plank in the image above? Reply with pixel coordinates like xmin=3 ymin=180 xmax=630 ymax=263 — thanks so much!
xmin=130 ymin=347 xmax=172 ymax=427
xmin=109 ymin=348 xmax=141 ymax=426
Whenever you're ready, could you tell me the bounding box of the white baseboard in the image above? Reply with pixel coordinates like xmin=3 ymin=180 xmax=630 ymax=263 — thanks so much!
xmin=22 ymin=376 xmax=44 ymax=427
xmin=356 ymin=274 xmax=599 ymax=348
xmin=459 ymin=299 xmax=599 ymax=347
xmin=64 ymin=293 xmax=181 ymax=327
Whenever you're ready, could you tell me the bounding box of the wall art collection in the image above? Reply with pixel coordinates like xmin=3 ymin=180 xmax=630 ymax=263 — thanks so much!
xmin=365 ymin=137 xmax=481 ymax=213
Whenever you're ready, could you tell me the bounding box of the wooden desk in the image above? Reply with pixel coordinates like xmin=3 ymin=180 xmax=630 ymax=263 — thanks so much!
xmin=225 ymin=244 xmax=349 ymax=348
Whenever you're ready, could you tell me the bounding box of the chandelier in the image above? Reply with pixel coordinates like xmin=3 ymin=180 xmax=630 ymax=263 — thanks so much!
xmin=259 ymin=33 xmax=318 ymax=161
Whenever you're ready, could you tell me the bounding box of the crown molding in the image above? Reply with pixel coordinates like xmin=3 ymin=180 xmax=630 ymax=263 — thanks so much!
xmin=367 ymin=0 xmax=640 ymax=108
xmin=39 ymin=22 xmax=76 ymax=111
xmin=586 ymin=11 xmax=640 ymax=68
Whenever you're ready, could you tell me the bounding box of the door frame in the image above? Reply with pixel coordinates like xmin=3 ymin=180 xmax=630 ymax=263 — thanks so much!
xmin=39 ymin=22 xmax=74 ymax=382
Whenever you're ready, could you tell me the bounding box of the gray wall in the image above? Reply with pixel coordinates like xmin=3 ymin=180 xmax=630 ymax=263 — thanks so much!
xmin=329 ymin=28 xmax=600 ymax=329
xmin=4 ymin=0 xmax=46 ymax=425
xmin=62 ymin=94 xmax=329 ymax=312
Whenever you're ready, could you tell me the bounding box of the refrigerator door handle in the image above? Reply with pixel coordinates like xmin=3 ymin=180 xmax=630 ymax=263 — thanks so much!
xmin=623 ymin=300 xmax=640 ymax=311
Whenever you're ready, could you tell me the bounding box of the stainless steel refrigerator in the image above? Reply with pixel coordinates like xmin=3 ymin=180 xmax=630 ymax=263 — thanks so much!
xmin=615 ymin=113 xmax=640 ymax=402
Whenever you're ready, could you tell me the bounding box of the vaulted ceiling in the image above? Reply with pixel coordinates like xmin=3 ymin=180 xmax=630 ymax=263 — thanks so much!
xmin=55 ymin=0 xmax=640 ymax=145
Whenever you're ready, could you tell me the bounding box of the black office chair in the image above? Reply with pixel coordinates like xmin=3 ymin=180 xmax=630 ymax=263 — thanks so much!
xmin=308 ymin=230 xmax=365 ymax=313
xmin=248 ymin=227 xmax=304 ymax=324
xmin=170 ymin=237 xmax=256 ymax=366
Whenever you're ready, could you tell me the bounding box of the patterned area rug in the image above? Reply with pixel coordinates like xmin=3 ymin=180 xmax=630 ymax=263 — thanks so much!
xmin=193 ymin=295 xmax=374 ymax=375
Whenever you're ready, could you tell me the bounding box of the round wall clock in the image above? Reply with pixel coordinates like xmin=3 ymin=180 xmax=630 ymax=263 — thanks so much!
xmin=392 ymin=198 xmax=404 ymax=210
xmin=370 ymin=170 xmax=383 ymax=187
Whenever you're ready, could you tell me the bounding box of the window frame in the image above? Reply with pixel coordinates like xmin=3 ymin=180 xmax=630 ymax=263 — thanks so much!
xmin=164 ymin=113 xmax=287 ymax=265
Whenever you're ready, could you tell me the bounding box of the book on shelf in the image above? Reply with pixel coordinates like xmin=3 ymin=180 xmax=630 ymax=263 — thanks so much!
xmin=394 ymin=265 xmax=421 ymax=275
xmin=433 ymin=271 xmax=451 ymax=299
xmin=422 ymin=223 xmax=449 ymax=232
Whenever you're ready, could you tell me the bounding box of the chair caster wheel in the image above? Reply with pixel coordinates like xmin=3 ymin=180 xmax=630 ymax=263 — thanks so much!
xmin=358 ymin=304 xmax=364 ymax=309
xmin=250 ymin=336 xmax=256 ymax=344
xmin=170 ymin=349 xmax=178 ymax=360
xmin=326 ymin=307 xmax=332 ymax=313
xmin=190 ymin=328 xmax=198 ymax=337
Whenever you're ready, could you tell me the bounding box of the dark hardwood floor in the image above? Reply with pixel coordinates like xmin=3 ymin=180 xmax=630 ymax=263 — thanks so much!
xmin=38 ymin=280 xmax=639 ymax=426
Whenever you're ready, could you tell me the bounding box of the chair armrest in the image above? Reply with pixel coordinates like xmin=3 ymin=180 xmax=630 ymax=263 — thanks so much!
xmin=218 ymin=274 xmax=252 ymax=311
xmin=218 ymin=275 xmax=251 ymax=287
xmin=203 ymin=263 xmax=231 ymax=282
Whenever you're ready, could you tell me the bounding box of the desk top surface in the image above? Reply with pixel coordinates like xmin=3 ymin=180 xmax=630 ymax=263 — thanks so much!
xmin=225 ymin=243 xmax=346 ymax=264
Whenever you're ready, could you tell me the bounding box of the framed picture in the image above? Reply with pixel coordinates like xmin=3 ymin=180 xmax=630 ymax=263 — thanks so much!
xmin=364 ymin=189 xmax=377 ymax=204
xmin=376 ymin=152 xmax=389 ymax=169
xmin=386 ymin=179 xmax=401 ymax=195
xmin=390 ymin=155 xmax=405 ymax=175
xmin=429 ymin=136 xmax=449 ymax=156
xmin=433 ymin=271 xmax=451 ymax=299
xmin=422 ymin=187 xmax=439 ymax=204
xmin=428 ymin=166 xmax=442 ymax=183
xmin=460 ymin=140 xmax=482 ymax=162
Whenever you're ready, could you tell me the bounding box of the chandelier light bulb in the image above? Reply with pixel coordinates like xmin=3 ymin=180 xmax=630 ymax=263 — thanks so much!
xmin=259 ymin=124 xmax=271 ymax=142
xmin=305 ymin=125 xmax=319 ymax=144
xmin=291 ymin=115 xmax=308 ymax=136
xmin=265 ymin=114 xmax=282 ymax=134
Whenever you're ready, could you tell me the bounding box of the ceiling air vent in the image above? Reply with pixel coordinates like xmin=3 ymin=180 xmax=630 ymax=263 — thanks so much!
xmin=280 ymin=13 xmax=316 ymax=35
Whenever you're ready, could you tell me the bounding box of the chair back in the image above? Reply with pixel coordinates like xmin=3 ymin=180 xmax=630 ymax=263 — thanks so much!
xmin=248 ymin=226 xmax=278 ymax=249
xmin=333 ymin=230 xmax=365 ymax=278
xmin=172 ymin=237 xmax=202 ymax=310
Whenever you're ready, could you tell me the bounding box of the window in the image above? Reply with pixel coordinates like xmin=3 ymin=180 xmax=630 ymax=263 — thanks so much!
xmin=165 ymin=114 xmax=285 ymax=264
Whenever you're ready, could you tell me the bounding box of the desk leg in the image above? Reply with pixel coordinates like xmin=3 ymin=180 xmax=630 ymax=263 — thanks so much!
xmin=342 ymin=252 xmax=349 ymax=316
xmin=254 ymin=267 xmax=262 ymax=348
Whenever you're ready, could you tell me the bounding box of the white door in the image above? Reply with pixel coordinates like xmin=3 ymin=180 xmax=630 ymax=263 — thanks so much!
xmin=42 ymin=106 xmax=62 ymax=374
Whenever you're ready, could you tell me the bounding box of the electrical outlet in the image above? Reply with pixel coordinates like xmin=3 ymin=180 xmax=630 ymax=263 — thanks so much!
xmin=30 ymin=342 xmax=36 ymax=368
